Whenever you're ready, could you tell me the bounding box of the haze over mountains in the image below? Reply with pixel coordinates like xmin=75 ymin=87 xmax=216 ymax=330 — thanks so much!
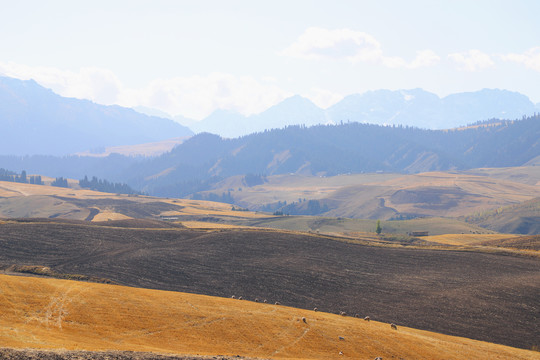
xmin=139 ymin=88 xmax=540 ymax=138
xmin=2 ymin=75 xmax=540 ymax=155
xmin=0 ymin=76 xmax=193 ymax=156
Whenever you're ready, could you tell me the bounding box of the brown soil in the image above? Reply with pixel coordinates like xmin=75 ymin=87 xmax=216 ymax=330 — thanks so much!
xmin=480 ymin=234 xmax=540 ymax=250
xmin=0 ymin=348 xmax=260 ymax=360
xmin=0 ymin=219 xmax=538 ymax=350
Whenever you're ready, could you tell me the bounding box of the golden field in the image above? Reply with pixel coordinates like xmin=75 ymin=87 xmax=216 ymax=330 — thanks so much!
xmin=0 ymin=274 xmax=538 ymax=360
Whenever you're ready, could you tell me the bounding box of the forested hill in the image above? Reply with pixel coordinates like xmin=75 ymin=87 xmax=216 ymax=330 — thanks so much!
xmin=134 ymin=115 xmax=540 ymax=196
xmin=1 ymin=115 xmax=539 ymax=197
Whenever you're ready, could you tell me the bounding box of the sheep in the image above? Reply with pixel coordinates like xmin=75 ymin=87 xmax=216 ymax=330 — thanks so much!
xmin=263 ymin=299 xmax=267 ymax=303
xmin=339 ymin=311 xmax=347 ymax=316
xmin=354 ymin=313 xmax=360 ymax=318
xmin=254 ymin=298 xmax=259 ymax=302
xmin=338 ymin=336 xmax=345 ymax=341
xmin=364 ymin=316 xmax=370 ymax=321
xmin=391 ymin=323 xmax=398 ymax=330
xmin=231 ymin=295 xmax=236 ymax=299
xmin=238 ymin=296 xmax=243 ymax=300
xmin=374 ymin=357 xmax=383 ymax=360
xmin=275 ymin=301 xmax=280 ymax=305
xmin=339 ymin=351 xmax=343 ymax=355
xmin=302 ymin=317 xmax=307 ymax=323
xmin=313 ymin=307 xmax=318 ymax=312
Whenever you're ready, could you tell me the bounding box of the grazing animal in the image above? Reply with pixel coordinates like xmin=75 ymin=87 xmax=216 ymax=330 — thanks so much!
xmin=338 ymin=336 xmax=345 ymax=341
xmin=391 ymin=323 xmax=398 ymax=330
xmin=302 ymin=317 xmax=307 ymax=323
xmin=263 ymin=299 xmax=267 ymax=303
xmin=339 ymin=351 xmax=343 ymax=355
xmin=339 ymin=311 xmax=346 ymax=316
xmin=275 ymin=301 xmax=280 ymax=305
xmin=254 ymin=298 xmax=259 ymax=302
xmin=231 ymin=295 xmax=236 ymax=299
xmin=354 ymin=313 xmax=360 ymax=318
xmin=313 ymin=307 xmax=318 ymax=312
xmin=238 ymin=296 xmax=243 ymax=300
xmin=364 ymin=316 xmax=370 ymax=321
xmin=375 ymin=357 xmax=383 ymax=360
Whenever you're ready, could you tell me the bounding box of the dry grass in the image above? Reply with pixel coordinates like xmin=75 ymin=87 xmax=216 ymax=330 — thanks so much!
xmin=424 ymin=233 xmax=521 ymax=246
xmin=180 ymin=221 xmax=254 ymax=229
xmin=0 ymin=181 xmax=269 ymax=222
xmin=1 ymin=274 xmax=538 ymax=360
xmin=91 ymin=210 xmax=133 ymax=222
xmin=75 ymin=137 xmax=190 ymax=157
xmin=200 ymin=170 xmax=540 ymax=221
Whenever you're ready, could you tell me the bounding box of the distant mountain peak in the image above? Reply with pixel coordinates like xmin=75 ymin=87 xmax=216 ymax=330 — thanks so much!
xmin=0 ymin=76 xmax=193 ymax=156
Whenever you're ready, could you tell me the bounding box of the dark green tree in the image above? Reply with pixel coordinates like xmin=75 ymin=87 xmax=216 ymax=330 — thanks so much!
xmin=375 ymin=219 xmax=382 ymax=235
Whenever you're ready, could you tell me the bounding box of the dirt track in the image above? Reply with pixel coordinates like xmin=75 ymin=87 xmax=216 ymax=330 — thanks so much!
xmin=0 ymin=219 xmax=538 ymax=349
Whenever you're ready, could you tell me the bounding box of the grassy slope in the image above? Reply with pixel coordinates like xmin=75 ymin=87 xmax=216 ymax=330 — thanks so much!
xmin=204 ymin=169 xmax=540 ymax=220
xmin=0 ymin=180 xmax=267 ymax=222
xmin=463 ymin=197 xmax=540 ymax=235
xmin=243 ymin=215 xmax=492 ymax=236
xmin=1 ymin=274 xmax=538 ymax=360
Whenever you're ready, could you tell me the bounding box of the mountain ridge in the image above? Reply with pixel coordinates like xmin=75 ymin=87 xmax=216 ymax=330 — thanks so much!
xmin=0 ymin=76 xmax=193 ymax=156
xmin=171 ymin=88 xmax=539 ymax=137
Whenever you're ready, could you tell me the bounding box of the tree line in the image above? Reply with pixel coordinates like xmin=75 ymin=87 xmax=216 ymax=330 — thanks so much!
xmin=79 ymin=175 xmax=141 ymax=195
xmin=0 ymin=168 xmax=43 ymax=185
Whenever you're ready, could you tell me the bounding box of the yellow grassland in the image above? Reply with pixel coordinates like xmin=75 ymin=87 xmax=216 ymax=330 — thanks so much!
xmin=205 ymin=170 xmax=540 ymax=220
xmin=0 ymin=274 xmax=538 ymax=360
xmin=0 ymin=181 xmax=269 ymax=221
xmin=424 ymin=233 xmax=521 ymax=246
xmin=180 ymin=221 xmax=253 ymax=229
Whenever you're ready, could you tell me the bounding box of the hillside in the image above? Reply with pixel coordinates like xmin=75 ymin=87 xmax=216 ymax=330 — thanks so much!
xmin=0 ymin=180 xmax=269 ymax=222
xmin=135 ymin=116 xmax=540 ymax=197
xmin=1 ymin=116 xmax=539 ymax=199
xmin=2 ymin=275 xmax=538 ymax=359
xmin=0 ymin=76 xmax=192 ymax=155
xmin=197 ymin=170 xmax=540 ymax=221
xmin=464 ymin=197 xmax=540 ymax=234
xmin=0 ymin=219 xmax=538 ymax=349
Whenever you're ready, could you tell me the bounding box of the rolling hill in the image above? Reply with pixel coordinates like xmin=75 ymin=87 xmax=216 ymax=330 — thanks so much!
xmin=0 ymin=218 xmax=538 ymax=349
xmin=133 ymin=115 xmax=540 ymax=197
xmin=463 ymin=197 xmax=540 ymax=234
xmin=1 ymin=115 xmax=539 ymax=201
xmin=2 ymin=274 xmax=538 ymax=359
xmin=0 ymin=76 xmax=192 ymax=155
xmin=196 ymin=170 xmax=540 ymax=221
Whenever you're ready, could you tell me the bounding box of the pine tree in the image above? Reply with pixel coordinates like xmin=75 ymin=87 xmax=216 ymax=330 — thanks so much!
xmin=375 ymin=219 xmax=382 ymax=235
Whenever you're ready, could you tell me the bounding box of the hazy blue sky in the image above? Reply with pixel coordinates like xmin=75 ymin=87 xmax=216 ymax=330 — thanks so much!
xmin=1 ymin=0 xmax=539 ymax=119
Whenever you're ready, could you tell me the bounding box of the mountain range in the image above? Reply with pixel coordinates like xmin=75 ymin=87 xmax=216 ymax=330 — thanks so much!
xmin=2 ymin=75 xmax=540 ymax=154
xmin=145 ymin=88 xmax=540 ymax=138
xmin=2 ymin=114 xmax=539 ymax=199
xmin=0 ymin=76 xmax=193 ymax=155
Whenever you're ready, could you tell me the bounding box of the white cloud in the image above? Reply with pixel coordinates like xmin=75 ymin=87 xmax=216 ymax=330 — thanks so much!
xmin=0 ymin=62 xmax=124 ymax=105
xmin=409 ymin=50 xmax=441 ymax=69
xmin=137 ymin=73 xmax=293 ymax=119
xmin=0 ymin=62 xmax=292 ymax=119
xmin=281 ymin=27 xmax=383 ymax=63
xmin=448 ymin=50 xmax=495 ymax=71
xmin=302 ymin=87 xmax=343 ymax=109
xmin=281 ymin=27 xmax=439 ymax=69
xmin=501 ymin=47 xmax=540 ymax=72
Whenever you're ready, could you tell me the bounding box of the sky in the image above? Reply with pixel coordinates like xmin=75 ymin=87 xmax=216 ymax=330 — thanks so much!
xmin=1 ymin=0 xmax=540 ymax=120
